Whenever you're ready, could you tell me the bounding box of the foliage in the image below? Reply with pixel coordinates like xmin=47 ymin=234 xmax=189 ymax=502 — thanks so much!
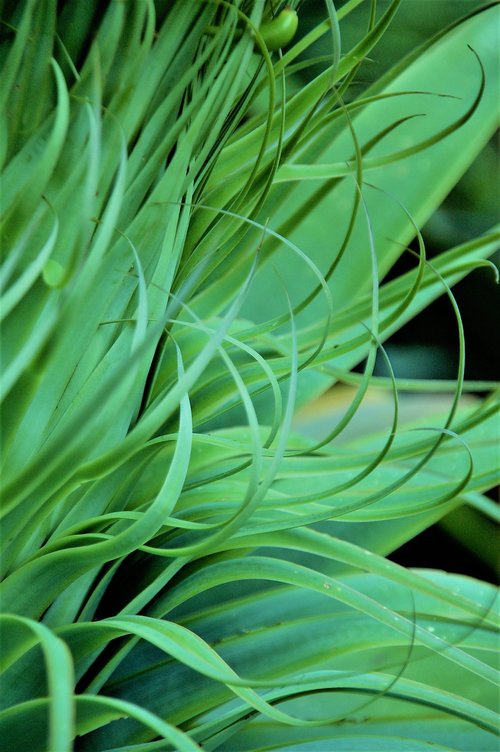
xmin=0 ymin=1 xmax=499 ymax=750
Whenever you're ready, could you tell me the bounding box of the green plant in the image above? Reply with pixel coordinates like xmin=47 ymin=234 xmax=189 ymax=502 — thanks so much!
xmin=0 ymin=0 xmax=498 ymax=750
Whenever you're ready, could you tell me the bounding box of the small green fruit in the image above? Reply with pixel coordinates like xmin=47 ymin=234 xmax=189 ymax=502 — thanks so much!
xmin=259 ymin=7 xmax=299 ymax=51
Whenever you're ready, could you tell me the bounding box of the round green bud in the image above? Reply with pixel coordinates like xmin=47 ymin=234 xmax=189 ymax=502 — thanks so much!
xmin=42 ymin=259 xmax=66 ymax=288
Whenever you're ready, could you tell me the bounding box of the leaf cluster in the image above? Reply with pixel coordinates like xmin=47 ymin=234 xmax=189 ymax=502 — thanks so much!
xmin=0 ymin=1 xmax=498 ymax=750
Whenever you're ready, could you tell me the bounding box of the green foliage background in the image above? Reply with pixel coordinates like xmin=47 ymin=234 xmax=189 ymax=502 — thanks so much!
xmin=295 ymin=0 xmax=499 ymax=583
xmin=0 ymin=1 xmax=498 ymax=750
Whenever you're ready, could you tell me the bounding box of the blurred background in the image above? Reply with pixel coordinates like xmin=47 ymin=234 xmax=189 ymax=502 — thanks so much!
xmin=292 ymin=0 xmax=499 ymax=582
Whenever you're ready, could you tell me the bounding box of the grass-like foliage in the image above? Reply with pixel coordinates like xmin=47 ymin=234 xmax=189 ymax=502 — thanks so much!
xmin=1 ymin=1 xmax=499 ymax=750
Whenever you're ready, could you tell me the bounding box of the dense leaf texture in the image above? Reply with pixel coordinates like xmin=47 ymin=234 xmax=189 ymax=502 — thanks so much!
xmin=0 ymin=1 xmax=498 ymax=750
